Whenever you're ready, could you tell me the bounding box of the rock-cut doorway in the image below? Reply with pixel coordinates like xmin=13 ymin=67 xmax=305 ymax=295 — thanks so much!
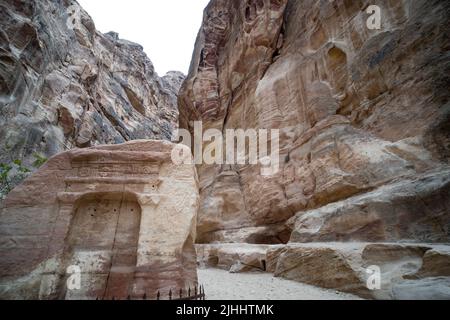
xmin=61 ymin=193 xmax=141 ymax=300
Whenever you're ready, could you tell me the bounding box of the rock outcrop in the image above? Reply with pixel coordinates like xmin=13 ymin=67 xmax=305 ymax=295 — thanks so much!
xmin=0 ymin=0 xmax=184 ymax=197
xmin=287 ymin=170 xmax=450 ymax=243
xmin=0 ymin=140 xmax=199 ymax=300
xmin=1 ymin=0 xmax=449 ymax=300
xmin=197 ymin=243 xmax=278 ymax=273
xmin=273 ymin=243 xmax=450 ymax=300
xmin=197 ymin=243 xmax=450 ymax=300
xmin=179 ymin=0 xmax=449 ymax=244
xmin=181 ymin=0 xmax=450 ymax=299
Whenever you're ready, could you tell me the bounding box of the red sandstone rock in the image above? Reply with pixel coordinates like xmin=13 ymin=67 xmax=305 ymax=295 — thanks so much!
xmin=0 ymin=140 xmax=199 ymax=300
xmin=0 ymin=0 xmax=184 ymax=196
xmin=183 ymin=0 xmax=449 ymax=300
xmin=179 ymin=0 xmax=450 ymax=244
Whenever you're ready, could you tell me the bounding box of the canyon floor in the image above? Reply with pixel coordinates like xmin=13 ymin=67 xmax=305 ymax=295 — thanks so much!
xmin=198 ymin=268 xmax=362 ymax=300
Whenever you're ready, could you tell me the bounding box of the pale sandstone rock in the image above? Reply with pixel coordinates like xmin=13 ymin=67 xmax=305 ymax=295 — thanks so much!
xmin=274 ymin=244 xmax=372 ymax=299
xmin=198 ymin=223 xmax=291 ymax=245
xmin=0 ymin=140 xmax=199 ymax=300
xmin=196 ymin=244 xmax=281 ymax=273
xmin=179 ymin=0 xmax=450 ymax=244
xmin=405 ymin=247 xmax=450 ymax=279
xmin=0 ymin=0 xmax=184 ymax=196
xmin=273 ymin=243 xmax=450 ymax=300
xmin=197 ymin=242 xmax=450 ymax=299
xmin=179 ymin=0 xmax=450 ymax=300
xmin=391 ymin=278 xmax=450 ymax=300
xmin=266 ymin=246 xmax=287 ymax=274
xmin=287 ymin=170 xmax=450 ymax=243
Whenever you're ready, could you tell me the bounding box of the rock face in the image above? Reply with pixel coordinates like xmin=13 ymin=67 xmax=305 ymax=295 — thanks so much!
xmin=1 ymin=0 xmax=449 ymax=301
xmin=0 ymin=140 xmax=199 ymax=300
xmin=287 ymin=170 xmax=450 ymax=243
xmin=197 ymin=243 xmax=278 ymax=273
xmin=179 ymin=0 xmax=450 ymax=244
xmin=0 ymin=0 xmax=184 ymax=196
xmin=197 ymin=243 xmax=450 ymax=299
xmin=273 ymin=243 xmax=450 ymax=299
xmin=181 ymin=0 xmax=450 ymax=299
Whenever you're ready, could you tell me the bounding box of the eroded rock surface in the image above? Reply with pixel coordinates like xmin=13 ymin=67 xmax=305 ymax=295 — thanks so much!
xmin=0 ymin=0 xmax=184 ymax=196
xmin=197 ymin=243 xmax=281 ymax=273
xmin=273 ymin=243 xmax=450 ymax=300
xmin=197 ymin=243 xmax=450 ymax=299
xmin=183 ymin=0 xmax=450 ymax=299
xmin=179 ymin=0 xmax=450 ymax=244
xmin=0 ymin=140 xmax=199 ymax=300
xmin=287 ymin=170 xmax=450 ymax=243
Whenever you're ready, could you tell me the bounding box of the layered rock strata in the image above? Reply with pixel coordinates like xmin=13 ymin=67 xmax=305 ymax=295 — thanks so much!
xmin=0 ymin=0 xmax=183 ymax=190
xmin=180 ymin=0 xmax=450 ymax=244
xmin=182 ymin=0 xmax=450 ymax=299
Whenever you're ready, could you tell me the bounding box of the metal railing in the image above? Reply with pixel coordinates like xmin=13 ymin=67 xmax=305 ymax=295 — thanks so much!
xmin=96 ymin=285 xmax=206 ymax=301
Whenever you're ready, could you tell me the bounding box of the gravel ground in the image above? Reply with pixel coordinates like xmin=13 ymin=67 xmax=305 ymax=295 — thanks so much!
xmin=198 ymin=268 xmax=363 ymax=300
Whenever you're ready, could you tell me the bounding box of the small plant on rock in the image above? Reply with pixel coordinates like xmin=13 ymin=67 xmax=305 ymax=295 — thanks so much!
xmin=0 ymin=154 xmax=47 ymax=199
xmin=32 ymin=153 xmax=48 ymax=168
xmin=0 ymin=163 xmax=13 ymax=195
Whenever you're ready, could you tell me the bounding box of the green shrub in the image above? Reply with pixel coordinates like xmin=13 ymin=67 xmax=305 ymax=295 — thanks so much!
xmin=0 ymin=154 xmax=47 ymax=197
xmin=32 ymin=153 xmax=48 ymax=168
xmin=0 ymin=163 xmax=13 ymax=195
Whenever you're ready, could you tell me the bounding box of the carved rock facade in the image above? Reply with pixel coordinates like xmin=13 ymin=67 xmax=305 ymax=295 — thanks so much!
xmin=0 ymin=140 xmax=199 ymax=300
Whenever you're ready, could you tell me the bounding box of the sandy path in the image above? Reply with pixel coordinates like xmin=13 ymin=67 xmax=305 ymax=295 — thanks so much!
xmin=198 ymin=268 xmax=362 ymax=300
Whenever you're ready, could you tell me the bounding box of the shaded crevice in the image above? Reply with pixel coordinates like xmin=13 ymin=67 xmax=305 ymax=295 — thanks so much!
xmin=122 ymin=85 xmax=146 ymax=116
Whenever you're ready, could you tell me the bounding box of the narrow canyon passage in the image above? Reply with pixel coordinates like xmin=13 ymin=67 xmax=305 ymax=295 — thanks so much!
xmin=198 ymin=269 xmax=361 ymax=300
xmin=0 ymin=0 xmax=449 ymax=302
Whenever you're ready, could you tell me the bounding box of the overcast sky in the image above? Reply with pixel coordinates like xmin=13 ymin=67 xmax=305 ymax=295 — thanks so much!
xmin=77 ymin=0 xmax=210 ymax=76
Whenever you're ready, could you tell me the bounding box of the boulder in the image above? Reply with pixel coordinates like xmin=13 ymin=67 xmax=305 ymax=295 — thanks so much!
xmin=178 ymin=0 xmax=450 ymax=244
xmin=196 ymin=244 xmax=280 ymax=273
xmin=273 ymin=243 xmax=450 ymax=300
xmin=288 ymin=170 xmax=450 ymax=243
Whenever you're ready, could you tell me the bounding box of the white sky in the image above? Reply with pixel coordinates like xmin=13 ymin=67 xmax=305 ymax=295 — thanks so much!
xmin=77 ymin=0 xmax=210 ymax=76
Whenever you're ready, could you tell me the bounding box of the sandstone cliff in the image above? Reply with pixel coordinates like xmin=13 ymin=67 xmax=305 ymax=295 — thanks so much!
xmin=0 ymin=0 xmax=184 ymax=196
xmin=179 ymin=0 xmax=450 ymax=244
xmin=180 ymin=0 xmax=450 ymax=299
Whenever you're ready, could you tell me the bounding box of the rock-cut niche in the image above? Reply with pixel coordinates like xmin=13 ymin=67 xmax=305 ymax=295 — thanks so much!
xmin=59 ymin=192 xmax=141 ymax=300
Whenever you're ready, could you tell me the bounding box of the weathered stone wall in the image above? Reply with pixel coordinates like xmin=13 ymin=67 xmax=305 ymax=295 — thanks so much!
xmin=0 ymin=140 xmax=199 ymax=300
xmin=179 ymin=0 xmax=450 ymax=244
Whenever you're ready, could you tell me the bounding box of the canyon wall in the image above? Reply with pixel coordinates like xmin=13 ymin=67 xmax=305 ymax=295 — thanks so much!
xmin=0 ymin=0 xmax=183 ymax=196
xmin=181 ymin=0 xmax=450 ymax=299
xmin=0 ymin=0 xmax=449 ymax=300
xmin=179 ymin=0 xmax=450 ymax=244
